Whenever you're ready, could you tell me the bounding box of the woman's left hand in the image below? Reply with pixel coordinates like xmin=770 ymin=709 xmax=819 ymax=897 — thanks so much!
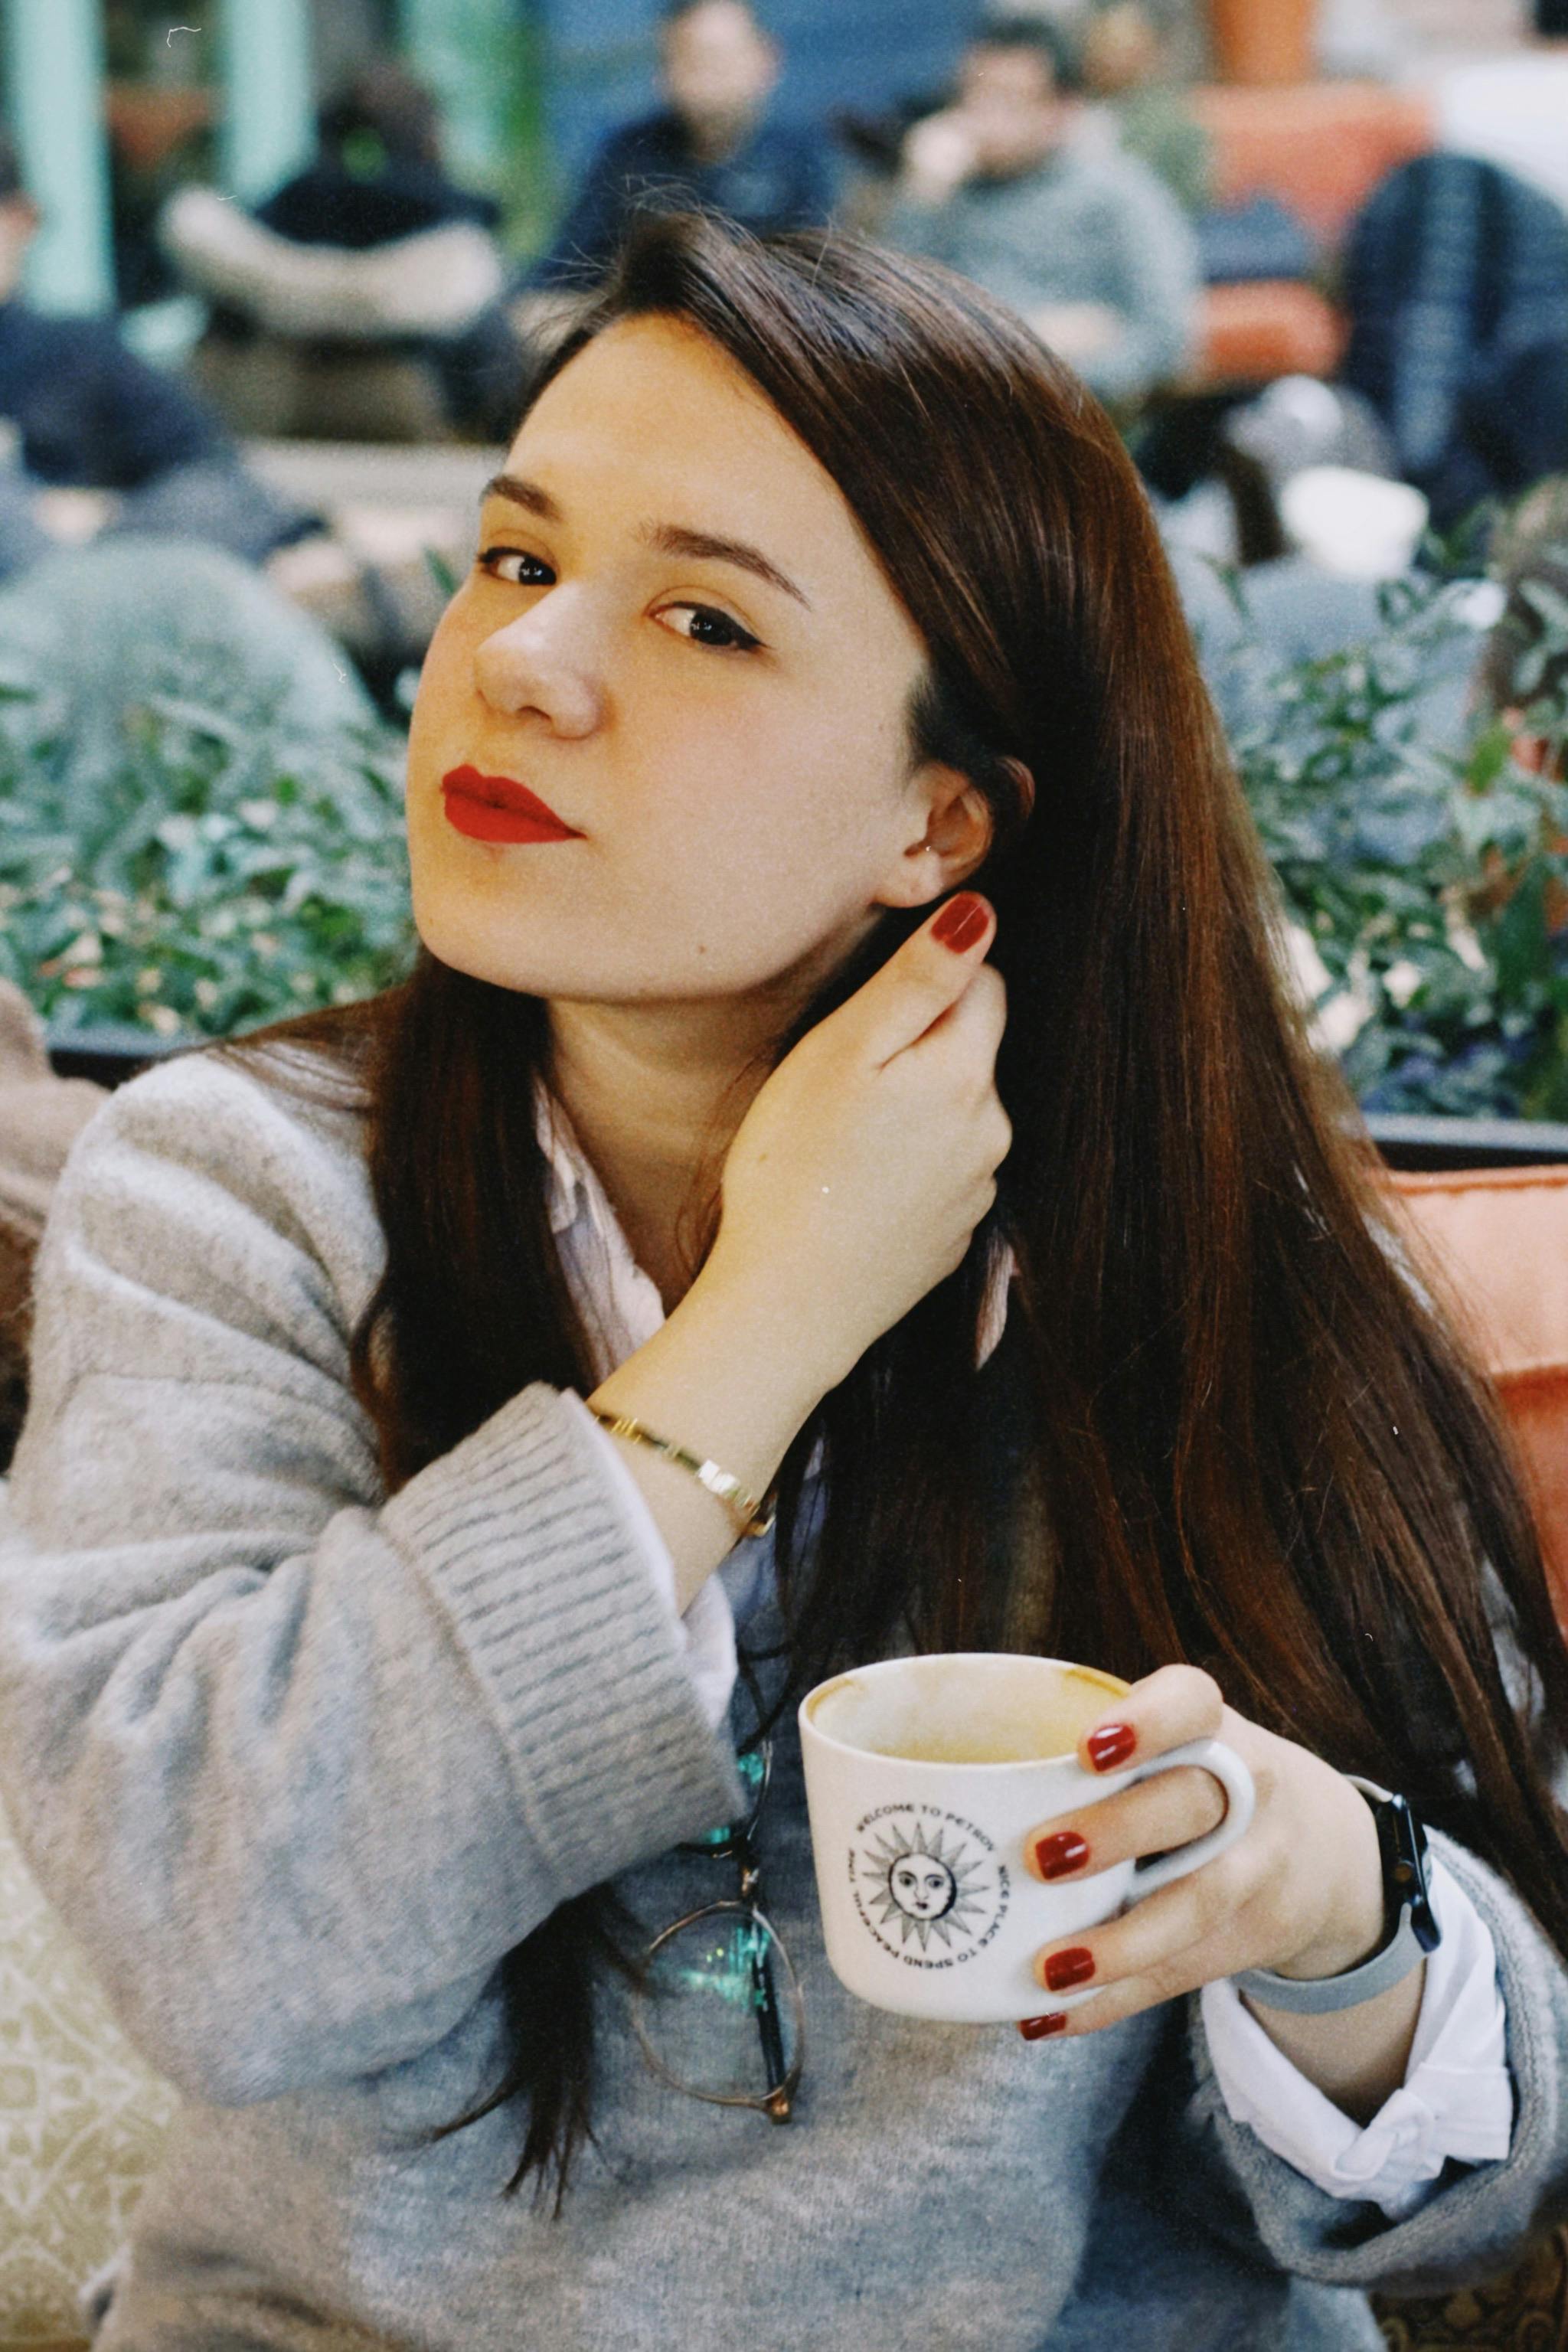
xmin=1018 ymin=1664 xmax=1388 ymax=2039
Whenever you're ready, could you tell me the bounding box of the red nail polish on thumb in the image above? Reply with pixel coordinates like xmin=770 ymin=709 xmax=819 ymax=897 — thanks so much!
xmin=932 ymin=893 xmax=988 ymax=952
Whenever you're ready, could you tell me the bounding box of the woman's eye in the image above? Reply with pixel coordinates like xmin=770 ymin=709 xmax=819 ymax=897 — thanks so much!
xmin=478 ymin=548 xmax=553 ymax=586
xmin=660 ymin=603 xmax=761 ymax=654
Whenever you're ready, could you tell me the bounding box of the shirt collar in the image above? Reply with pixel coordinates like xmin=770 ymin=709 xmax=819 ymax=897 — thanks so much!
xmin=533 ymin=1072 xmax=590 ymax=1238
xmin=531 ymin=1072 xmax=1016 ymax=1368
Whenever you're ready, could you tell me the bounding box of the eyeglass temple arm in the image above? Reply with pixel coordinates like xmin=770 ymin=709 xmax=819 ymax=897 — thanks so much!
xmin=737 ymin=1827 xmax=794 ymax=2119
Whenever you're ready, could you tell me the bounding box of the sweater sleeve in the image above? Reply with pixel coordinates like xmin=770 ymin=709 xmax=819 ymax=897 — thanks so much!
xmin=0 ymin=1054 xmax=743 ymax=2110
xmin=1200 ymin=1854 xmax=1513 ymax=2220
xmin=1171 ymin=1826 xmax=1568 ymax=2296
xmin=1076 ymin=158 xmax=1200 ymax=402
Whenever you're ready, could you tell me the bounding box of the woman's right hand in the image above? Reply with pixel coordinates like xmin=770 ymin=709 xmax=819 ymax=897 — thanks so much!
xmin=707 ymin=893 xmax=1011 ymax=1388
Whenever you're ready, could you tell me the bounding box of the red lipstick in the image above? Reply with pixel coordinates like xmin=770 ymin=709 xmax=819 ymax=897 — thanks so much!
xmin=440 ymin=765 xmax=585 ymax=844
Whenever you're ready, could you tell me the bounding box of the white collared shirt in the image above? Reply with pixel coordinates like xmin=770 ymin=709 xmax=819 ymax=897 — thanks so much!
xmin=531 ymin=1075 xmax=1513 ymax=2219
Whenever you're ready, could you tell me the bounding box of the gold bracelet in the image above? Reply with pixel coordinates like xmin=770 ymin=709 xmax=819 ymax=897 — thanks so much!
xmin=585 ymin=1406 xmax=778 ymax=1540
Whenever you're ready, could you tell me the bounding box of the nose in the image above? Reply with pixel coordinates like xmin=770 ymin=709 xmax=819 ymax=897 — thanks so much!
xmin=472 ymin=590 xmax=606 ymax=738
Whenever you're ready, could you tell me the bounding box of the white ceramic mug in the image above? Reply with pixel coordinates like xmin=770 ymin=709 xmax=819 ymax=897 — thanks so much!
xmin=799 ymin=1652 xmax=1256 ymax=2023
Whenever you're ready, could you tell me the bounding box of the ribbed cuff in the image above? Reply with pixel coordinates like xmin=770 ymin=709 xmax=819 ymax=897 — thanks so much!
xmin=381 ymin=1381 xmax=744 ymax=1906
xmin=560 ymin=1390 xmax=740 ymax=1734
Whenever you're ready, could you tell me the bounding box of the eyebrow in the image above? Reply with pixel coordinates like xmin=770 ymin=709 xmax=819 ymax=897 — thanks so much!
xmin=479 ymin=472 xmax=812 ymax=609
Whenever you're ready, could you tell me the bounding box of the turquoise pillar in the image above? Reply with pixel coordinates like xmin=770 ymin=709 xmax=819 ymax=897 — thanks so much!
xmin=219 ymin=0 xmax=315 ymax=204
xmin=397 ymin=0 xmax=527 ymax=191
xmin=2 ymin=0 xmax=114 ymax=314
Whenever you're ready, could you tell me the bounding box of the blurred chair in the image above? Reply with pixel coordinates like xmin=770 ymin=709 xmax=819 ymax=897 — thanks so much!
xmin=0 ymin=1783 xmax=179 ymax=2350
xmin=1186 ymin=81 xmax=1433 ymax=389
xmin=1198 ymin=279 xmax=1344 ymax=387
xmin=1384 ymin=1165 xmax=1568 ymax=1636
xmin=1192 ymin=83 xmax=1435 ymax=250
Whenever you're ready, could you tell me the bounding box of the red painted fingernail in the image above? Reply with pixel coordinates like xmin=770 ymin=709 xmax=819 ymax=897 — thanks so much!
xmin=1018 ymin=2012 xmax=1069 ymax=2039
xmin=932 ymin=891 xmax=987 ymax=950
xmin=1086 ymin=1723 xmax=1136 ymax=1771
xmin=1044 ymin=1946 xmax=1096 ymax=1992
xmin=1034 ymin=1831 xmax=1090 ymax=1879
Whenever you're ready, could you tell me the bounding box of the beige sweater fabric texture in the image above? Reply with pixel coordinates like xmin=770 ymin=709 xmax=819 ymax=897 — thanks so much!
xmin=0 ymin=1047 xmax=1566 ymax=2351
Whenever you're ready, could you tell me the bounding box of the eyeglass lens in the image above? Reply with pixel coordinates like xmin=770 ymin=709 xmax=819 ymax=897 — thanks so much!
xmin=636 ymin=1900 xmax=804 ymax=2107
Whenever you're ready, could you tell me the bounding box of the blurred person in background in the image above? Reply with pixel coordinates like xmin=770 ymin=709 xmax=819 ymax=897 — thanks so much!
xmin=0 ymin=124 xmax=459 ymax=697
xmin=1078 ymin=5 xmax=1323 ymax=318
xmin=520 ymin=0 xmax=834 ymax=312
xmin=1080 ymin=2 xmax=1212 ymax=219
xmin=883 ymin=15 xmax=1199 ymax=409
xmin=162 ymin=61 xmax=524 ymax=443
xmin=1339 ymin=151 xmax=1568 ymax=536
xmin=0 ymin=132 xmax=318 ymax=583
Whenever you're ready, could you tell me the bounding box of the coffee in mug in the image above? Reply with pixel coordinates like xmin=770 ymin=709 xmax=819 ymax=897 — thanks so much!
xmin=799 ymin=1653 xmax=1255 ymax=2024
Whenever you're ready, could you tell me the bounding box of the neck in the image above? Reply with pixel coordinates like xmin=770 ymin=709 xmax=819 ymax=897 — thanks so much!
xmin=544 ymin=909 xmax=889 ymax=1309
xmin=544 ymin=997 xmax=781 ymax=1310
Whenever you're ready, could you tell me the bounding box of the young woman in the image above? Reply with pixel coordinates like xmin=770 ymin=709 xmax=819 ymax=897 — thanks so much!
xmin=2 ymin=214 xmax=1566 ymax=2351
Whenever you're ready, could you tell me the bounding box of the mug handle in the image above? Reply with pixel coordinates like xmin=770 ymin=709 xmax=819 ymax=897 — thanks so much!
xmin=1093 ymin=1736 xmax=1256 ymax=1899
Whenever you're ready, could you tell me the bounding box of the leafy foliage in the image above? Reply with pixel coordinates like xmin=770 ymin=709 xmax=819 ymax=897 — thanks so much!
xmin=0 ymin=674 xmax=416 ymax=1040
xmin=2 ymin=554 xmax=1567 ymax=1122
xmin=1229 ymin=567 xmax=1568 ymax=1120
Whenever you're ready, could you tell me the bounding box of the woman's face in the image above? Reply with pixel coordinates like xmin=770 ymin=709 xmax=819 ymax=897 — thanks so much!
xmin=407 ymin=314 xmax=965 ymax=1013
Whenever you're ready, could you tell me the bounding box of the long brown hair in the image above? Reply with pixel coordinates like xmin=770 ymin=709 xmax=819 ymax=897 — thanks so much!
xmin=211 ymin=214 xmax=1568 ymax=2211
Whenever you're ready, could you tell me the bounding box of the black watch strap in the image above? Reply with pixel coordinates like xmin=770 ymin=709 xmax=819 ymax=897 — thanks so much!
xmin=1232 ymin=1778 xmax=1441 ymax=2014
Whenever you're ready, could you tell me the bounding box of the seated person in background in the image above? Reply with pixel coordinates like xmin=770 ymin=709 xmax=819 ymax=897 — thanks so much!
xmin=1340 ymin=152 xmax=1568 ymax=535
xmin=1080 ymin=2 xmax=1212 ymax=219
xmin=1079 ymin=5 xmax=1320 ymax=293
xmin=0 ymin=132 xmax=462 ymax=684
xmin=521 ymin=0 xmax=833 ymax=312
xmin=0 ymin=133 xmax=315 ymax=578
xmin=883 ymin=15 xmax=1199 ymax=409
xmin=162 ymin=60 xmax=524 ymax=443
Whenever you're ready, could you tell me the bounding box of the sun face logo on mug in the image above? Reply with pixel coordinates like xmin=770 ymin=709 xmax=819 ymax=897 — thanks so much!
xmin=854 ymin=1813 xmax=1004 ymax=1961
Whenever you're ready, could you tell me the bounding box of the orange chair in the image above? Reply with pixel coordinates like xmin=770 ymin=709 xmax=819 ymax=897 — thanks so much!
xmin=1385 ymin=1165 xmax=1568 ymax=1639
xmin=1191 ymin=83 xmax=1437 ymax=247
xmin=1198 ymin=280 xmax=1345 ymax=384
xmin=1367 ymin=1163 xmax=1568 ymax=2347
xmin=1187 ymin=81 xmax=1436 ymax=388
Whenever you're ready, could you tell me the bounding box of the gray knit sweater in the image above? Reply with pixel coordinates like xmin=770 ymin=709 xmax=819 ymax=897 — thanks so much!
xmin=884 ymin=140 xmax=1200 ymax=402
xmin=1 ymin=1048 xmax=1566 ymax=2351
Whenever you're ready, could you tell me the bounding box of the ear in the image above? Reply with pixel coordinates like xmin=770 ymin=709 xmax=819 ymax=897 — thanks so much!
xmin=873 ymin=756 xmax=1034 ymax=910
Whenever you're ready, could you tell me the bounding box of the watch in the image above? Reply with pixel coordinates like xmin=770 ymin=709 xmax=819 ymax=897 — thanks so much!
xmin=1232 ymin=1777 xmax=1442 ymax=2014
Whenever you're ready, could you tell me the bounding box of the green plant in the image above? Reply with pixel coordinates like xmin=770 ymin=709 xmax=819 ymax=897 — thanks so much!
xmin=1229 ymin=564 xmax=1568 ymax=1121
xmin=0 ymin=677 xmax=416 ymax=1040
xmin=5 ymin=552 xmax=1568 ymax=1123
